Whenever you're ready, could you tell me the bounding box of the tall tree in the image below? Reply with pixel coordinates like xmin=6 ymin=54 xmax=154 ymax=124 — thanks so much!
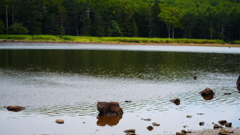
xmin=158 ymin=7 xmax=182 ymax=38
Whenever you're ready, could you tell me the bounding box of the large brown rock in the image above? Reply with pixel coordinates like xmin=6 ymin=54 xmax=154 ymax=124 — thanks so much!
xmin=97 ymin=102 xmax=123 ymax=116
xmin=199 ymin=87 xmax=215 ymax=96
xmin=199 ymin=87 xmax=215 ymax=100
xmin=6 ymin=106 xmax=25 ymax=112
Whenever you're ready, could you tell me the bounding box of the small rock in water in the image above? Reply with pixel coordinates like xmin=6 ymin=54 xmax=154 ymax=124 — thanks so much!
xmin=176 ymin=132 xmax=184 ymax=135
xmin=224 ymin=93 xmax=231 ymax=95
xmin=124 ymin=129 xmax=135 ymax=133
xmin=213 ymin=124 xmax=222 ymax=129
xmin=197 ymin=113 xmax=204 ymax=115
xmin=6 ymin=106 xmax=25 ymax=112
xmin=194 ymin=76 xmax=197 ymax=80
xmin=218 ymin=120 xmax=227 ymax=125
xmin=142 ymin=118 xmax=151 ymax=121
xmin=181 ymin=130 xmax=191 ymax=133
xmin=186 ymin=115 xmax=192 ymax=118
xmin=97 ymin=102 xmax=123 ymax=116
xmin=152 ymin=122 xmax=160 ymax=126
xmin=169 ymin=98 xmax=180 ymax=105
xmin=147 ymin=126 xmax=153 ymax=131
xmin=199 ymin=122 xmax=205 ymax=126
xmin=55 ymin=119 xmax=64 ymax=124
xmin=125 ymin=100 xmax=132 ymax=103
xmin=199 ymin=87 xmax=215 ymax=96
xmin=225 ymin=122 xmax=232 ymax=127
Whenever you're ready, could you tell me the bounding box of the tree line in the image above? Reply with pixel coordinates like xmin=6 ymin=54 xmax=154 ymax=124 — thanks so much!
xmin=0 ymin=0 xmax=240 ymax=41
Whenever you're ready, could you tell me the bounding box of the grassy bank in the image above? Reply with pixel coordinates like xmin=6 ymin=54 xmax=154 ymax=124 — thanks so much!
xmin=0 ymin=34 xmax=239 ymax=45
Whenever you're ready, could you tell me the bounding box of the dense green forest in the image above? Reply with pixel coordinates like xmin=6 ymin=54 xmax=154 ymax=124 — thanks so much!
xmin=0 ymin=0 xmax=240 ymax=41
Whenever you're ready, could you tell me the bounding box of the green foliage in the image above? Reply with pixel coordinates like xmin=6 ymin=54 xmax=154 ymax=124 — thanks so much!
xmin=132 ymin=19 xmax=138 ymax=37
xmin=59 ymin=26 xmax=65 ymax=35
xmin=232 ymin=40 xmax=240 ymax=44
xmin=32 ymin=35 xmax=62 ymax=41
xmin=111 ymin=20 xmax=122 ymax=37
xmin=0 ymin=20 xmax=4 ymax=34
xmin=0 ymin=34 xmax=226 ymax=44
xmin=0 ymin=35 xmax=32 ymax=40
xmin=0 ymin=0 xmax=240 ymax=41
xmin=8 ymin=23 xmax=29 ymax=35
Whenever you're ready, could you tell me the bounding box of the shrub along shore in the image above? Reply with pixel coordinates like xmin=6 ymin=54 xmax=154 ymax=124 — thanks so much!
xmin=0 ymin=35 xmax=240 ymax=46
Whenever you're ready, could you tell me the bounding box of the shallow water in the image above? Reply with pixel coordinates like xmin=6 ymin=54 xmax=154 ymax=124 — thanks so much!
xmin=0 ymin=43 xmax=240 ymax=135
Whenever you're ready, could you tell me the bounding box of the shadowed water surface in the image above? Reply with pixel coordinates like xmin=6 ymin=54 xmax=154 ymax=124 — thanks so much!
xmin=0 ymin=43 xmax=240 ymax=135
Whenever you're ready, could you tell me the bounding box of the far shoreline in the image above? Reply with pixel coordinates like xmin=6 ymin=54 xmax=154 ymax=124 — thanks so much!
xmin=1 ymin=40 xmax=240 ymax=48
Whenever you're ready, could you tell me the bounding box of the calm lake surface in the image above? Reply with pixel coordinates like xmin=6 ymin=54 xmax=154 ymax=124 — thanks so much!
xmin=0 ymin=43 xmax=240 ymax=135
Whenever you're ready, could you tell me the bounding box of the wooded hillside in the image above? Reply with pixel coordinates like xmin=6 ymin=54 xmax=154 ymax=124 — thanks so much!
xmin=0 ymin=0 xmax=240 ymax=40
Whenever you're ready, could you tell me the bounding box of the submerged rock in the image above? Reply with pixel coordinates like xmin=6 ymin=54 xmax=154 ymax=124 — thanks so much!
xmin=6 ymin=106 xmax=25 ymax=112
xmin=97 ymin=102 xmax=123 ymax=116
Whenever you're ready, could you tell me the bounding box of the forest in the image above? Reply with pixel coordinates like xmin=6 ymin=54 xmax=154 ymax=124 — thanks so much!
xmin=0 ymin=0 xmax=240 ymax=41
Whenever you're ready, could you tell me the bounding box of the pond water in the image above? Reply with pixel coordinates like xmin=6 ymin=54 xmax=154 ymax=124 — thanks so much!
xmin=0 ymin=43 xmax=240 ymax=135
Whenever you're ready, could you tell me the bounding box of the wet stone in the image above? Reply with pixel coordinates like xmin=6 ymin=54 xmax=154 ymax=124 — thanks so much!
xmin=224 ymin=93 xmax=231 ymax=95
xmin=213 ymin=124 xmax=222 ymax=129
xmin=6 ymin=106 xmax=25 ymax=112
xmin=147 ymin=126 xmax=153 ymax=131
xmin=142 ymin=118 xmax=151 ymax=121
xmin=55 ymin=119 xmax=64 ymax=124
xmin=186 ymin=115 xmax=192 ymax=118
xmin=218 ymin=120 xmax=227 ymax=125
xmin=225 ymin=122 xmax=232 ymax=127
xmin=152 ymin=122 xmax=160 ymax=126
xmin=124 ymin=129 xmax=135 ymax=133
xmin=176 ymin=132 xmax=184 ymax=135
xmin=199 ymin=122 xmax=205 ymax=126
xmin=181 ymin=130 xmax=191 ymax=133
xmin=170 ymin=98 xmax=180 ymax=105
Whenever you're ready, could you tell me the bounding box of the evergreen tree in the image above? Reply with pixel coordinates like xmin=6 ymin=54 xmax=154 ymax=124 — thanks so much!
xmin=132 ymin=19 xmax=138 ymax=37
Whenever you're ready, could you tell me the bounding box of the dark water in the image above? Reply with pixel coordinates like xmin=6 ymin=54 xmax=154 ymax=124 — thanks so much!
xmin=0 ymin=43 xmax=240 ymax=135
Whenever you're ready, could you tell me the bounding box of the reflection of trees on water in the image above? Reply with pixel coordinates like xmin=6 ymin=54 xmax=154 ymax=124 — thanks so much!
xmin=0 ymin=49 xmax=240 ymax=79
